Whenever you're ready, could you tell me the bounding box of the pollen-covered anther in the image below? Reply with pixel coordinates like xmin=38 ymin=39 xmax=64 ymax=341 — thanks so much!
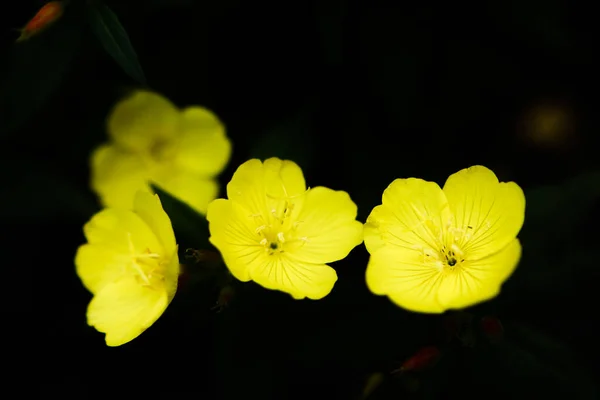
xmin=255 ymin=224 xmax=268 ymax=234
xmin=277 ymin=232 xmax=286 ymax=243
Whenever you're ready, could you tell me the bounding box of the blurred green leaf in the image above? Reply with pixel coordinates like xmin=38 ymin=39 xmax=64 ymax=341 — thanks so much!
xmin=473 ymin=323 xmax=597 ymax=398
xmin=504 ymin=170 xmax=600 ymax=295
xmin=87 ymin=1 xmax=147 ymax=85
xmin=0 ymin=2 xmax=84 ymax=138
xmin=150 ymin=183 xmax=210 ymax=250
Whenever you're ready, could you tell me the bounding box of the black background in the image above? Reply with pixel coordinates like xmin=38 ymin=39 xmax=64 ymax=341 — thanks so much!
xmin=2 ymin=0 xmax=599 ymax=398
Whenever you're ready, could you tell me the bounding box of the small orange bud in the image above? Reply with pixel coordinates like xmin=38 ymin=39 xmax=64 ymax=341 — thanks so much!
xmin=17 ymin=1 xmax=65 ymax=43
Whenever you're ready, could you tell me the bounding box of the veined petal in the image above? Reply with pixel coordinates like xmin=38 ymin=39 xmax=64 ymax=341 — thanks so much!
xmin=151 ymin=166 xmax=219 ymax=215
xmin=107 ymin=90 xmax=180 ymax=152
xmin=364 ymin=178 xmax=451 ymax=255
xmin=248 ymin=253 xmax=338 ymax=300
xmin=207 ymin=199 xmax=261 ymax=282
xmin=172 ymin=107 xmax=231 ymax=177
xmin=366 ymin=247 xmax=446 ymax=313
xmin=293 ymin=187 xmax=363 ymax=264
xmin=437 ymin=239 xmax=522 ymax=310
xmin=263 ymin=158 xmax=306 ymax=199
xmin=132 ymin=191 xmax=177 ymax=258
xmin=87 ymin=277 xmax=169 ymax=346
xmin=90 ymin=144 xmax=152 ymax=210
xmin=442 ymin=166 xmax=525 ymax=260
xmin=226 ymin=159 xmax=269 ymax=214
xmin=83 ymin=208 xmax=162 ymax=256
xmin=75 ymin=244 xmax=126 ymax=295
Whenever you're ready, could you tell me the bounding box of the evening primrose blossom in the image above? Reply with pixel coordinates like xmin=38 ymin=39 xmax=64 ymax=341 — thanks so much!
xmin=364 ymin=166 xmax=525 ymax=313
xmin=206 ymin=158 xmax=364 ymax=300
xmin=91 ymin=90 xmax=231 ymax=214
xmin=75 ymin=191 xmax=179 ymax=346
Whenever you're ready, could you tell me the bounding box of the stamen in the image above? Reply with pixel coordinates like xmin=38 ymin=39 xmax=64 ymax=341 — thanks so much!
xmin=277 ymin=232 xmax=285 ymax=243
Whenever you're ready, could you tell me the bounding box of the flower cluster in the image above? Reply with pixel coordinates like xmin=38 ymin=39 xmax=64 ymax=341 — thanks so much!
xmin=76 ymin=91 xmax=526 ymax=345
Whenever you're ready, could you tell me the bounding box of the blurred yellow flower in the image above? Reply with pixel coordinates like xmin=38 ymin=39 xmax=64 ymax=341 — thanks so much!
xmin=364 ymin=166 xmax=525 ymax=313
xmin=91 ymin=90 xmax=231 ymax=214
xmin=206 ymin=158 xmax=363 ymax=300
xmin=75 ymin=191 xmax=179 ymax=346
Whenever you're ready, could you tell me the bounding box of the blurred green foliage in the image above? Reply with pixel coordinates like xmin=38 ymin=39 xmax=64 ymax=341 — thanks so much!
xmin=87 ymin=1 xmax=146 ymax=85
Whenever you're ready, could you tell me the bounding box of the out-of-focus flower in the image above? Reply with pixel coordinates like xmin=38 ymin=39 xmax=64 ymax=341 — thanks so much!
xmin=75 ymin=191 xmax=179 ymax=346
xmin=365 ymin=166 xmax=525 ymax=313
xmin=519 ymin=100 xmax=576 ymax=150
xmin=206 ymin=158 xmax=363 ymax=300
xmin=91 ymin=90 xmax=231 ymax=215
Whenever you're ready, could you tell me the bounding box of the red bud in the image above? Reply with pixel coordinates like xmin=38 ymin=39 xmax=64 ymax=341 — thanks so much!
xmin=392 ymin=346 xmax=441 ymax=374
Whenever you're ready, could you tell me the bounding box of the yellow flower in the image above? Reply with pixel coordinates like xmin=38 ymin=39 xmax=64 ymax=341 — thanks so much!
xmin=364 ymin=166 xmax=525 ymax=313
xmin=91 ymin=90 xmax=232 ymax=214
xmin=75 ymin=191 xmax=179 ymax=346
xmin=206 ymin=158 xmax=364 ymax=300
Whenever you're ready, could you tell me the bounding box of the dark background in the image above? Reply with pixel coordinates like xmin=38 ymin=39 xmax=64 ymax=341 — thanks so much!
xmin=2 ymin=0 xmax=599 ymax=398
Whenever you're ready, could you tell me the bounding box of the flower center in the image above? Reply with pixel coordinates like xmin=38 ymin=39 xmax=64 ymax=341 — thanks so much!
xmin=440 ymin=243 xmax=464 ymax=268
xmin=253 ymin=198 xmax=308 ymax=256
xmin=127 ymin=233 xmax=166 ymax=288
xmin=148 ymin=138 xmax=178 ymax=163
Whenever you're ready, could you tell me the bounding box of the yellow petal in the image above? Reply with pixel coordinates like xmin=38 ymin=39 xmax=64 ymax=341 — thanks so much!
xmin=207 ymin=199 xmax=259 ymax=281
xmin=226 ymin=158 xmax=269 ymax=214
xmin=90 ymin=144 xmax=152 ymax=209
xmin=442 ymin=166 xmax=525 ymax=260
xmin=293 ymin=186 xmax=363 ymax=263
xmin=437 ymin=239 xmax=522 ymax=310
xmin=171 ymin=107 xmax=231 ymax=177
xmin=132 ymin=191 xmax=178 ymax=258
xmin=364 ymin=178 xmax=451 ymax=255
xmin=365 ymin=246 xmax=446 ymax=313
xmin=87 ymin=277 xmax=169 ymax=346
xmin=263 ymin=158 xmax=306 ymax=199
xmin=75 ymin=244 xmax=126 ymax=295
xmin=107 ymin=90 xmax=180 ymax=152
xmin=82 ymin=208 xmax=163 ymax=255
xmin=161 ymin=252 xmax=181 ymax=302
xmin=151 ymin=166 xmax=219 ymax=215
xmin=249 ymin=253 xmax=338 ymax=300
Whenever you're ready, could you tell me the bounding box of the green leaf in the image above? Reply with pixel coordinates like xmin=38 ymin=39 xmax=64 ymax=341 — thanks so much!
xmin=87 ymin=2 xmax=146 ymax=85
xmin=150 ymin=183 xmax=210 ymax=250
